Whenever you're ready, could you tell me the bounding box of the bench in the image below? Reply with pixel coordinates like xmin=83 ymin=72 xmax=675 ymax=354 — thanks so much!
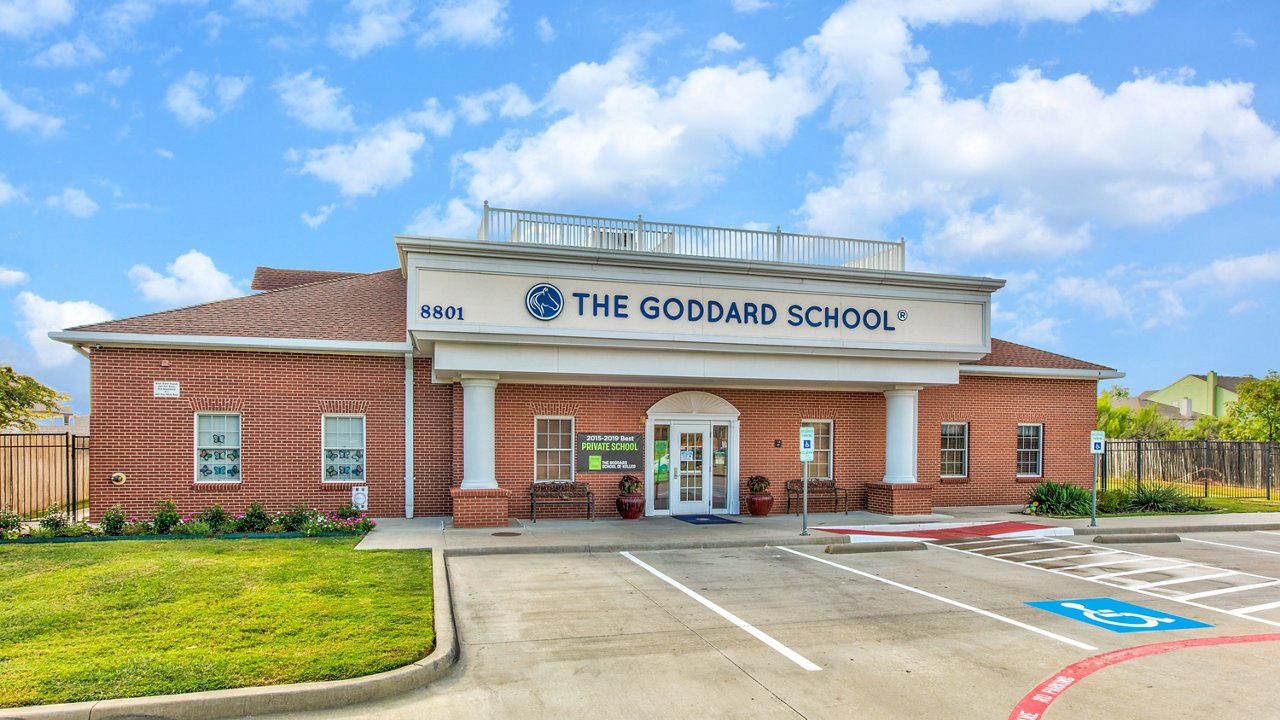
xmin=530 ymin=481 xmax=595 ymax=522
xmin=785 ymin=479 xmax=849 ymax=515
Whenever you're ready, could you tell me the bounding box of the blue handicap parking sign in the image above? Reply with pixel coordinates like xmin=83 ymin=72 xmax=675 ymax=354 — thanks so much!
xmin=1027 ymin=597 xmax=1212 ymax=633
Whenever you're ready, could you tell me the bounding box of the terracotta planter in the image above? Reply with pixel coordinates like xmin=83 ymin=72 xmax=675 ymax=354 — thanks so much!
xmin=746 ymin=492 xmax=774 ymax=517
xmin=616 ymin=494 xmax=645 ymax=519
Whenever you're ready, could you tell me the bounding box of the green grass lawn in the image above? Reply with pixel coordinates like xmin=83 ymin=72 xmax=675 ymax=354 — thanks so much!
xmin=1201 ymin=496 xmax=1280 ymax=513
xmin=0 ymin=538 xmax=433 ymax=709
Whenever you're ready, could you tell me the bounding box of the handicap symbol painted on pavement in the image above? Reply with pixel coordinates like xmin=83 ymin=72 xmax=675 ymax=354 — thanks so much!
xmin=1027 ymin=597 xmax=1212 ymax=633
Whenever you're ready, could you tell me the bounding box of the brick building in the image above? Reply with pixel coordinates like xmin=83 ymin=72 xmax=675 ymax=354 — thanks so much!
xmin=52 ymin=208 xmax=1119 ymax=527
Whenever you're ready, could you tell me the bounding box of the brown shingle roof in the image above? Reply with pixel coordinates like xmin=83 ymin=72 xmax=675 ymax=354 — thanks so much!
xmin=1192 ymin=374 xmax=1252 ymax=392
xmin=72 ymin=270 xmax=406 ymax=343
xmin=250 ymin=267 xmax=359 ymax=291
xmin=967 ymin=338 xmax=1114 ymax=371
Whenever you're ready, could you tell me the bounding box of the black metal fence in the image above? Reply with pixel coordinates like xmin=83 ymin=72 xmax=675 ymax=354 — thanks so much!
xmin=0 ymin=433 xmax=90 ymax=520
xmin=1102 ymin=440 xmax=1274 ymax=499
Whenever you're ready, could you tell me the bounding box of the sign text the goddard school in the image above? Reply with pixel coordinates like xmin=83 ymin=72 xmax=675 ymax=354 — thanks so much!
xmin=570 ymin=292 xmax=904 ymax=331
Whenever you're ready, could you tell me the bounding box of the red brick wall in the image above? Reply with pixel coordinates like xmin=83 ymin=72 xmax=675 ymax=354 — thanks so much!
xmin=413 ymin=357 xmax=454 ymax=517
xmin=921 ymin=375 xmax=1098 ymax=507
xmin=87 ymin=348 xmax=417 ymax=520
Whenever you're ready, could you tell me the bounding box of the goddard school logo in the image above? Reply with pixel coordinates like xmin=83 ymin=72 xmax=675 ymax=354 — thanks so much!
xmin=525 ymin=283 xmax=563 ymax=321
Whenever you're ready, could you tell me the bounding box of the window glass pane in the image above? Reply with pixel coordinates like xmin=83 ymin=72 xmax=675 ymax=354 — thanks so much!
xmin=801 ymin=421 xmax=832 ymax=479
xmin=196 ymin=413 xmax=241 ymax=482
xmin=535 ymin=418 xmax=573 ymax=482
xmin=323 ymin=415 xmax=365 ymax=481
xmin=653 ymin=425 xmax=669 ymax=510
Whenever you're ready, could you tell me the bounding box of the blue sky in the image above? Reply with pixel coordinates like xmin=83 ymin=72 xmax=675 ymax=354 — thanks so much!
xmin=1 ymin=0 xmax=1278 ymax=413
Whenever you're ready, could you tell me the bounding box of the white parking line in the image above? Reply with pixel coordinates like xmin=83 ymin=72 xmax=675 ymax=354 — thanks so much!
xmin=1060 ymin=556 xmax=1154 ymax=570
xmin=1185 ymin=537 xmax=1280 ymax=556
xmin=1257 ymin=531 xmax=1280 ymax=537
xmin=1230 ymin=599 xmax=1280 ymax=616
xmin=1177 ymin=580 xmax=1280 ymax=601
xmin=1090 ymin=563 xmax=1196 ymax=580
xmin=1130 ymin=571 xmax=1240 ymax=590
xmin=1024 ymin=550 xmax=1122 ymax=565
xmin=620 ymin=551 xmax=822 ymax=672
xmin=776 ymin=546 xmax=1097 ymax=651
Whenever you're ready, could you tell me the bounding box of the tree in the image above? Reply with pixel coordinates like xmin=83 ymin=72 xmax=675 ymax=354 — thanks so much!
xmin=0 ymin=367 xmax=69 ymax=433
xmin=1230 ymin=371 xmax=1280 ymax=442
xmin=1097 ymin=389 xmax=1178 ymax=439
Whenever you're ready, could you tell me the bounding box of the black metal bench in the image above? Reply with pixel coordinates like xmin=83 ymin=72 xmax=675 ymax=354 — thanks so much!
xmin=530 ymin=481 xmax=595 ymax=522
xmin=785 ymin=478 xmax=849 ymax=514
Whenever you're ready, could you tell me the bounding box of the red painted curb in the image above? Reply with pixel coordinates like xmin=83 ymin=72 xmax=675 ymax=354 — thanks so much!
xmin=1009 ymin=633 xmax=1280 ymax=719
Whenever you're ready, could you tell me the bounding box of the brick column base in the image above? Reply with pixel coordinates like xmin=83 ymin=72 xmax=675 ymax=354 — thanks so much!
xmin=450 ymin=488 xmax=511 ymax=528
xmin=865 ymin=482 xmax=934 ymax=515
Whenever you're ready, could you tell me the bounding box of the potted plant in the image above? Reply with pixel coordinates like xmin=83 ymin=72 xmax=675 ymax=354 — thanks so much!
xmin=745 ymin=475 xmax=774 ymax=516
xmin=616 ymin=474 xmax=644 ymax=520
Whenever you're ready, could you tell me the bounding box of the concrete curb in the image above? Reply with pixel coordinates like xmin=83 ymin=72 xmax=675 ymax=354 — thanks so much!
xmin=1094 ymin=533 xmax=1181 ymax=544
xmin=1084 ymin=522 xmax=1280 ymax=536
xmin=444 ymin=533 xmax=848 ymax=557
xmin=1 ymin=549 xmax=458 ymax=720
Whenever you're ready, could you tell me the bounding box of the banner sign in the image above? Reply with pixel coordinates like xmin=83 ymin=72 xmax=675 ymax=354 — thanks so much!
xmin=576 ymin=433 xmax=644 ymax=472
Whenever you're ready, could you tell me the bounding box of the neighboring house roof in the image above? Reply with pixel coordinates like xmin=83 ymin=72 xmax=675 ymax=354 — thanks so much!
xmin=250 ymin=267 xmax=359 ymax=291
xmin=964 ymin=338 xmax=1115 ymax=372
xmin=70 ymin=269 xmax=406 ymax=344
xmin=1192 ymin=374 xmax=1251 ymax=393
xmin=1111 ymin=396 xmax=1203 ymax=422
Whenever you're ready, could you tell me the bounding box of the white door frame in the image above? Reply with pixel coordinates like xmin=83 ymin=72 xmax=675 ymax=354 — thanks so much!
xmin=645 ymin=398 xmax=739 ymax=515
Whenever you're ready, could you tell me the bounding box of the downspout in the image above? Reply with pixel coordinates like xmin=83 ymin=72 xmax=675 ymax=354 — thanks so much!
xmin=404 ymin=350 xmax=415 ymax=518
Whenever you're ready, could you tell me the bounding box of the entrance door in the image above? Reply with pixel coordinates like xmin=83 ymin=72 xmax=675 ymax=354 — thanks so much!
xmin=670 ymin=424 xmax=711 ymax=515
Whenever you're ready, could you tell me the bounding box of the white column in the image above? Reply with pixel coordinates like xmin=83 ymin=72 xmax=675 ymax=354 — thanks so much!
xmin=883 ymin=386 xmax=920 ymax=484
xmin=460 ymin=374 xmax=499 ymax=489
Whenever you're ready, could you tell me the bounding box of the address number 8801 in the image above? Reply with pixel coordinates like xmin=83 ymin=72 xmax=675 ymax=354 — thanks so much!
xmin=420 ymin=304 xmax=465 ymax=320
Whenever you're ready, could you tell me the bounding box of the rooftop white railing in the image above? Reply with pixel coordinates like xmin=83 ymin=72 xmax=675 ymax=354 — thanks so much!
xmin=477 ymin=203 xmax=906 ymax=272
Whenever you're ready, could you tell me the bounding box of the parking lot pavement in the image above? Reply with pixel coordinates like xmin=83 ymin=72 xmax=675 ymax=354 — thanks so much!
xmin=260 ymin=534 xmax=1280 ymax=720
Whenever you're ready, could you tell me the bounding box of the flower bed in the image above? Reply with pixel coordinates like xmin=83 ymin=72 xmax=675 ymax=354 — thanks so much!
xmin=0 ymin=500 xmax=376 ymax=542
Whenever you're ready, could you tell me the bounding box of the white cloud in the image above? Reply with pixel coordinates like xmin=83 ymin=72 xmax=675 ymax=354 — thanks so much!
xmin=301 ymin=203 xmax=336 ymax=228
xmin=97 ymin=0 xmax=156 ymax=41
xmin=801 ymin=68 xmax=1280 ymax=258
xmin=1008 ymin=317 xmax=1061 ymax=346
xmin=328 ymin=0 xmax=412 ymax=58
xmin=102 ymin=65 xmax=131 ymax=86
xmin=274 ymin=71 xmax=356 ymax=132
xmin=456 ymin=83 xmax=534 ymax=124
xmin=163 ymin=71 xmax=252 ymax=126
xmin=0 ymin=0 xmax=73 ymax=38
xmin=34 ymin=34 xmax=104 ymax=67
xmin=154 ymin=147 xmax=174 ymax=159
xmin=406 ymin=198 xmax=478 ymax=238
xmin=731 ymin=0 xmax=772 ymax=12
xmin=45 ymin=187 xmax=98 ymax=217
xmin=0 ymin=83 xmax=63 ymax=136
xmin=235 ymin=0 xmax=309 ymax=20
xmin=1232 ymin=30 xmax=1256 ymax=49
xmin=1229 ymin=300 xmax=1259 ymax=315
xmin=128 ymin=249 xmax=241 ymax=306
xmin=456 ymin=35 xmax=823 ymax=208
xmin=423 ymin=0 xmax=507 ymax=47
xmin=1048 ymin=276 xmax=1131 ymax=320
xmin=1182 ymin=251 xmax=1280 ymax=288
xmin=707 ymin=32 xmax=744 ymax=54
xmin=14 ymin=291 xmax=112 ymax=367
xmin=403 ymin=97 xmax=454 ymax=135
xmin=535 ymin=16 xmax=553 ymax=43
xmin=291 ymin=119 xmax=425 ymax=196
xmin=0 ymin=266 xmax=28 ymax=285
xmin=0 ymin=173 xmax=20 ymax=203
xmin=201 ymin=11 xmax=227 ymax=40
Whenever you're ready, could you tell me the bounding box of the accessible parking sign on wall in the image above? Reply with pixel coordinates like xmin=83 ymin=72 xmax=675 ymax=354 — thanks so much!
xmin=576 ymin=433 xmax=644 ymax=472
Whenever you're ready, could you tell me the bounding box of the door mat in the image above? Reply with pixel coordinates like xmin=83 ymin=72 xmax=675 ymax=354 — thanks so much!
xmin=671 ymin=514 xmax=741 ymax=525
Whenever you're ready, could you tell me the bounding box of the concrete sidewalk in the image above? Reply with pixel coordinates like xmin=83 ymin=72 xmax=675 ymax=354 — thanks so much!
xmin=356 ymin=505 xmax=1280 ymax=554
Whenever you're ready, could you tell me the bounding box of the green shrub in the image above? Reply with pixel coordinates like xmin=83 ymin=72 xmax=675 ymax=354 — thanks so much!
xmin=334 ymin=503 xmax=361 ymax=520
xmin=0 ymin=506 xmax=23 ymax=533
xmin=121 ymin=522 xmax=151 ymax=536
xmin=1097 ymin=489 xmax=1131 ymax=514
xmin=58 ymin=522 xmax=97 ymax=537
xmin=237 ymin=502 xmax=272 ymax=532
xmin=1127 ymin=485 xmax=1201 ymax=513
xmin=100 ymin=506 xmax=126 ymax=536
xmin=153 ymin=499 xmax=180 ymax=535
xmin=38 ymin=505 xmax=69 ymax=533
xmin=279 ymin=505 xmax=313 ymax=532
xmin=264 ymin=522 xmax=285 ymax=534
xmin=171 ymin=520 xmax=212 ymax=536
xmin=1026 ymin=481 xmax=1092 ymax=516
xmin=199 ymin=504 xmax=229 ymax=533
xmin=29 ymin=527 xmax=56 ymax=539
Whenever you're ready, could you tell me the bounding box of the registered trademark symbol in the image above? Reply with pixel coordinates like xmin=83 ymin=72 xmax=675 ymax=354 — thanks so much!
xmin=897 ymin=310 xmax=908 ymax=322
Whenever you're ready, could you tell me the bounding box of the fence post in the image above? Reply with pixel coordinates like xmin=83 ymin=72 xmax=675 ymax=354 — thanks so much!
xmin=68 ymin=432 xmax=78 ymax=521
xmin=1136 ymin=439 xmax=1142 ymax=492
xmin=1101 ymin=446 xmax=1108 ymax=492
xmin=1267 ymin=442 xmax=1273 ymax=501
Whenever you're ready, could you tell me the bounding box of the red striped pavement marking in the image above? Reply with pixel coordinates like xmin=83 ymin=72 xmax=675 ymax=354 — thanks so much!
xmin=819 ymin=521 xmax=1055 ymax=540
xmin=1008 ymin=633 xmax=1280 ymax=719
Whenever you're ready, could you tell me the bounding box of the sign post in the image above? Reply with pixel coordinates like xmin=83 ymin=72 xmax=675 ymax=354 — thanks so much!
xmin=1090 ymin=430 xmax=1106 ymax=527
xmin=799 ymin=427 xmax=815 ymax=536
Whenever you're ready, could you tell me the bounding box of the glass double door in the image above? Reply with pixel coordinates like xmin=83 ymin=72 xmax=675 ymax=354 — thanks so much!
xmin=654 ymin=423 xmax=729 ymax=515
